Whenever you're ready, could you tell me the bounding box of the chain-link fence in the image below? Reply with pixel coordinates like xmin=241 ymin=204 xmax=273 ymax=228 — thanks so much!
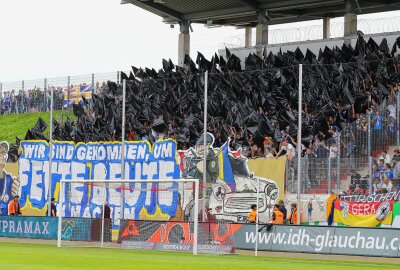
xmin=285 ymin=90 xmax=400 ymax=197
xmin=0 ymin=72 xmax=124 ymax=115
xmin=3 ymin=56 xmax=400 ymax=232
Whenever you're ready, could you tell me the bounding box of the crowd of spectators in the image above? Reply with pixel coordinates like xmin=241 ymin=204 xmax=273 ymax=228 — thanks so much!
xmin=4 ymin=35 xmax=400 ymax=197
xmin=345 ymin=149 xmax=400 ymax=196
xmin=0 ymin=87 xmax=64 ymax=114
xmin=239 ymin=89 xmax=399 ymax=193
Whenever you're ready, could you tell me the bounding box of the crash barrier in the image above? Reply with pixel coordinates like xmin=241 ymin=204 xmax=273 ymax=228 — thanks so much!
xmin=0 ymin=216 xmax=102 ymax=241
xmin=236 ymin=224 xmax=400 ymax=257
xmin=0 ymin=216 xmax=57 ymax=239
xmin=1 ymin=216 xmax=400 ymax=257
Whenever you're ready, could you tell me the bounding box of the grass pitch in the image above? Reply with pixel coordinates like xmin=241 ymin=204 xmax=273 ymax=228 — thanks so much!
xmin=0 ymin=242 xmax=399 ymax=270
xmin=0 ymin=110 xmax=75 ymax=144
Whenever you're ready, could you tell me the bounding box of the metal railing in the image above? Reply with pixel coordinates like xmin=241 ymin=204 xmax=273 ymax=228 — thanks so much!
xmin=0 ymin=71 xmax=124 ymax=115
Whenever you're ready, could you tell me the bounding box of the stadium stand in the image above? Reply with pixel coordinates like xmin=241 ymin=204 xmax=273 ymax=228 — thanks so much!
xmin=2 ymin=34 xmax=397 ymax=196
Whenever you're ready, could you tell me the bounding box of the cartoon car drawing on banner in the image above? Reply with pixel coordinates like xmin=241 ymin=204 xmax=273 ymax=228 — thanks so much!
xmin=210 ymin=177 xmax=278 ymax=223
xmin=178 ymin=133 xmax=279 ymax=223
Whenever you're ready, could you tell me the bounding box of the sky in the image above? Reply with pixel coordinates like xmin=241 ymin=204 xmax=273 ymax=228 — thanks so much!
xmin=0 ymin=0 xmax=400 ymax=83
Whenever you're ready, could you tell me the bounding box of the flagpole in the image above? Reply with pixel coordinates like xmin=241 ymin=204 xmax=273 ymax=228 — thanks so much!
xmin=47 ymin=83 xmax=54 ymax=216
xmin=297 ymin=64 xmax=303 ymax=225
xmin=202 ymin=71 xmax=208 ymax=222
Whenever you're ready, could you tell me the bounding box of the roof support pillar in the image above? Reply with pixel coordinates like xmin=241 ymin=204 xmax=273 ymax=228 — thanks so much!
xmin=323 ymin=17 xmax=331 ymax=39
xmin=178 ymin=20 xmax=190 ymax=67
xmin=245 ymin=26 xmax=252 ymax=48
xmin=256 ymin=10 xmax=269 ymax=58
xmin=344 ymin=0 xmax=357 ymax=44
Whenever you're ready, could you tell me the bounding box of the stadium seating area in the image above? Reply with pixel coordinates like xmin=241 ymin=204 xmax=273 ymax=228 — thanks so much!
xmin=4 ymin=34 xmax=400 ymax=196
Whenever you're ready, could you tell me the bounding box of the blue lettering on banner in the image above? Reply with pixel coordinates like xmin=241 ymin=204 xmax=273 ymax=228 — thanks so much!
xmin=18 ymin=139 xmax=180 ymax=226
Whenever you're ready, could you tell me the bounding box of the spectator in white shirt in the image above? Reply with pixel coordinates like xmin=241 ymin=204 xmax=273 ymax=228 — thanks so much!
xmin=382 ymin=177 xmax=394 ymax=193
xmin=329 ymin=141 xmax=338 ymax=178
xmin=275 ymin=139 xmax=295 ymax=160
xmin=379 ymin=151 xmax=391 ymax=165
xmin=387 ymin=103 xmax=396 ymax=119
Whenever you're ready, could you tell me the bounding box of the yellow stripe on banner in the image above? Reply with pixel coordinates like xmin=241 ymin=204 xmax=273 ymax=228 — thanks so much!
xmin=247 ymin=158 xmax=286 ymax=200
xmin=218 ymin=151 xmax=224 ymax=181
xmin=334 ymin=209 xmax=392 ymax=227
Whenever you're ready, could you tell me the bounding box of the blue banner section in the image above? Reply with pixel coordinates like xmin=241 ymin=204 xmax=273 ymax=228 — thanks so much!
xmin=0 ymin=216 xmax=57 ymax=239
xmin=0 ymin=216 xmax=100 ymax=241
xmin=18 ymin=139 xmax=180 ymax=222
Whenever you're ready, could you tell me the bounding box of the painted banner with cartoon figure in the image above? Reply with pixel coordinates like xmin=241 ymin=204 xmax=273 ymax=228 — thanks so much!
xmin=178 ymin=133 xmax=282 ymax=223
xmin=0 ymin=142 xmax=20 ymax=215
xmin=334 ymin=200 xmax=393 ymax=227
xmin=2 ymin=133 xmax=283 ymax=227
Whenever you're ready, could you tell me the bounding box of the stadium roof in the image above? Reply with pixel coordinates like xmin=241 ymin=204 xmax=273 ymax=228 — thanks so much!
xmin=121 ymin=0 xmax=400 ymax=27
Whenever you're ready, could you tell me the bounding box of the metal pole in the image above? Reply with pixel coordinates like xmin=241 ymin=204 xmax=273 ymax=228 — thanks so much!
xmin=44 ymin=78 xmax=47 ymax=112
xmin=328 ymin=158 xmax=332 ymax=194
xmin=93 ymin=73 xmax=96 ymax=94
xmin=202 ymin=71 xmax=208 ymax=222
xmin=21 ymin=80 xmax=24 ymax=113
xmin=120 ymin=80 xmax=127 ymax=220
xmin=369 ymin=156 xmax=373 ymax=194
xmin=368 ymin=112 xmax=372 ymax=194
xmin=255 ymin=177 xmax=260 ymax=256
xmin=368 ymin=112 xmax=372 ymax=158
xmin=47 ymin=86 xmax=54 ymax=217
xmin=397 ymin=91 xmax=400 ymax=145
xmin=57 ymin=181 xmax=64 ymax=247
xmin=101 ymin=202 xmax=105 ymax=248
xmin=337 ymin=133 xmax=341 ymax=189
xmin=67 ymin=76 xmax=71 ymax=110
xmin=193 ymin=179 xmax=199 ymax=255
xmin=296 ymin=64 xmax=303 ymax=225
